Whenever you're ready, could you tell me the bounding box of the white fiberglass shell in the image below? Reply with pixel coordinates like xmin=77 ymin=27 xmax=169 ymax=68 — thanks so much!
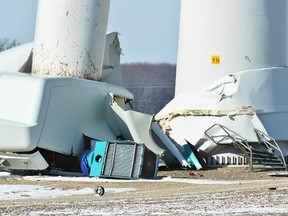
xmin=0 ymin=74 xmax=45 ymax=152
xmin=0 ymin=43 xmax=33 ymax=72
xmin=157 ymin=67 xmax=288 ymax=158
xmin=32 ymin=0 xmax=110 ymax=80
xmin=175 ymin=0 xmax=288 ymax=95
xmin=0 ymin=74 xmax=133 ymax=154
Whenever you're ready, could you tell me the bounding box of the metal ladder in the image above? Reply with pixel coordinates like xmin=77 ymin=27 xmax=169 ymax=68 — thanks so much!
xmin=205 ymin=124 xmax=287 ymax=170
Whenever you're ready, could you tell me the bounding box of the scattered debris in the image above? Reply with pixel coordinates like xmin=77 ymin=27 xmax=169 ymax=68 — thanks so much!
xmin=268 ymin=171 xmax=288 ymax=177
xmin=268 ymin=187 xmax=277 ymax=191
xmin=94 ymin=186 xmax=105 ymax=196
xmin=189 ymin=172 xmax=194 ymax=176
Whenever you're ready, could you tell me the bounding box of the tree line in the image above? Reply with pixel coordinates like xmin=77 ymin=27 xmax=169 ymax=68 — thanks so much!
xmin=0 ymin=38 xmax=20 ymax=52
xmin=121 ymin=62 xmax=176 ymax=114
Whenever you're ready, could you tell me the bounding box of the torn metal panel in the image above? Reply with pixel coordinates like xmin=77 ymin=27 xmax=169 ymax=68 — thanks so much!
xmin=163 ymin=114 xmax=268 ymax=166
xmin=155 ymin=68 xmax=288 ymax=168
xmin=165 ymin=115 xmax=261 ymax=146
xmin=152 ymin=122 xmax=190 ymax=168
xmin=156 ymin=67 xmax=288 ymax=146
xmin=108 ymin=94 xmax=164 ymax=156
xmin=101 ymin=32 xmax=123 ymax=86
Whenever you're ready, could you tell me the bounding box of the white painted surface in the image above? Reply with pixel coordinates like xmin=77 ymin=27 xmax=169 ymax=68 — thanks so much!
xmin=32 ymin=0 xmax=110 ymax=80
xmin=157 ymin=0 xmax=288 ymax=163
xmin=175 ymin=0 xmax=288 ymax=95
xmin=157 ymin=67 xmax=288 ymax=158
xmin=0 ymin=42 xmax=33 ymax=72
xmin=0 ymin=74 xmax=133 ymax=154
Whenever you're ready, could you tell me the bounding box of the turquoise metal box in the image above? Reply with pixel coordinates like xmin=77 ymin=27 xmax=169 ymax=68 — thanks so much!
xmin=84 ymin=140 xmax=159 ymax=179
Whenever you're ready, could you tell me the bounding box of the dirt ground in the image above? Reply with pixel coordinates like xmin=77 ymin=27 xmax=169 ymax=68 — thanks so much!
xmin=1 ymin=167 xmax=288 ymax=215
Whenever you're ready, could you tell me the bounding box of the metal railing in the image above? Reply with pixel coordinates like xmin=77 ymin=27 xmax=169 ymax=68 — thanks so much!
xmin=254 ymin=128 xmax=287 ymax=169
xmin=204 ymin=124 xmax=287 ymax=170
xmin=204 ymin=124 xmax=253 ymax=168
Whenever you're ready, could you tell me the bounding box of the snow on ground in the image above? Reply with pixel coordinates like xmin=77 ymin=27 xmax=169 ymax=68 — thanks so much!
xmin=0 ymin=172 xmax=137 ymax=201
xmin=0 ymin=171 xmax=284 ymax=201
xmin=0 ymin=184 xmax=135 ymax=201
xmin=1 ymin=171 xmax=272 ymax=185
xmin=1 ymin=171 xmax=288 ymax=215
xmin=0 ymin=184 xmax=92 ymax=200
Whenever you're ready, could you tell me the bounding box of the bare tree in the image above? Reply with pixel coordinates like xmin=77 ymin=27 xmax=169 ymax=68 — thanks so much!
xmin=0 ymin=38 xmax=21 ymax=52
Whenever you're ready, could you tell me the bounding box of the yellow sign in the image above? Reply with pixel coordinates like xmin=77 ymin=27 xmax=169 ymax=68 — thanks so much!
xmin=211 ymin=56 xmax=220 ymax=64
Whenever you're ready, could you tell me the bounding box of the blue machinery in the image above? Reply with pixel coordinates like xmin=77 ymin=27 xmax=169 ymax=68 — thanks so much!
xmin=81 ymin=140 xmax=159 ymax=179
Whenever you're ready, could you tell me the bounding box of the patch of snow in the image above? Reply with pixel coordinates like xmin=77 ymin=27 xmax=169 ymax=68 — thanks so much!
xmin=0 ymin=171 xmax=283 ymax=185
xmin=23 ymin=175 xmax=280 ymax=185
xmin=0 ymin=184 xmax=135 ymax=201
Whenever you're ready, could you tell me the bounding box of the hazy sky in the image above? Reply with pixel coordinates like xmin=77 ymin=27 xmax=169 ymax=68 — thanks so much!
xmin=0 ymin=0 xmax=180 ymax=63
